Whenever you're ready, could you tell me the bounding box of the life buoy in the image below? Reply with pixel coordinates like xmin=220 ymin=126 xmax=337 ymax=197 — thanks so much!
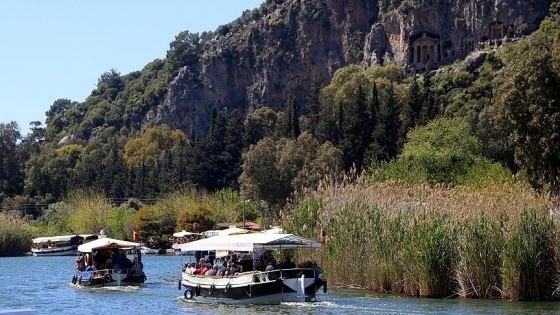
xmin=184 ymin=289 xmax=193 ymax=299
xmin=104 ymin=274 xmax=112 ymax=281
xmin=246 ymin=285 xmax=252 ymax=297
xmin=224 ymin=283 xmax=231 ymax=293
xmin=195 ymin=284 xmax=201 ymax=296
xmin=209 ymin=285 xmax=215 ymax=295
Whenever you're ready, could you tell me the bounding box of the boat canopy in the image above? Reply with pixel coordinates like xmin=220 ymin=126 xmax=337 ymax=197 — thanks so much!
xmin=173 ymin=230 xmax=200 ymax=238
xmin=176 ymin=233 xmax=322 ymax=252
xmin=32 ymin=234 xmax=96 ymax=244
xmin=205 ymin=227 xmax=251 ymax=237
xmin=77 ymin=238 xmax=140 ymax=253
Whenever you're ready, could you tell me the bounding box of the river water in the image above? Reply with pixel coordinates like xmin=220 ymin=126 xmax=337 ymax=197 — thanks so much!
xmin=0 ymin=255 xmax=559 ymax=314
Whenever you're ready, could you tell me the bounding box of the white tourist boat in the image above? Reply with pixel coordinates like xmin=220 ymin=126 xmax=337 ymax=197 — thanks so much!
xmin=31 ymin=234 xmax=97 ymax=256
xmin=140 ymin=246 xmax=157 ymax=255
xmin=171 ymin=230 xmax=203 ymax=255
xmin=177 ymin=233 xmax=327 ymax=304
xmin=71 ymin=238 xmax=147 ymax=287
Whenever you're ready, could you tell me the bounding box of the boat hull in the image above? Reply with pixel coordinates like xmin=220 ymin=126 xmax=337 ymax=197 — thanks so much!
xmin=179 ymin=268 xmax=326 ymax=304
xmin=72 ymin=269 xmax=146 ymax=287
xmin=31 ymin=247 xmax=77 ymax=256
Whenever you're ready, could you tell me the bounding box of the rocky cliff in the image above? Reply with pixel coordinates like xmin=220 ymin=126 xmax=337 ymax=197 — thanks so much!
xmin=154 ymin=0 xmax=553 ymax=137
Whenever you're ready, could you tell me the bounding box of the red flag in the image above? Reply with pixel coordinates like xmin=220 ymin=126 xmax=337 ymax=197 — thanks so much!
xmin=320 ymin=229 xmax=327 ymax=243
xmin=133 ymin=230 xmax=140 ymax=242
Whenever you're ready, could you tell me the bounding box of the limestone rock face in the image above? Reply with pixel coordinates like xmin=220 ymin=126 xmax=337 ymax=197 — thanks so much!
xmin=155 ymin=0 xmax=552 ymax=137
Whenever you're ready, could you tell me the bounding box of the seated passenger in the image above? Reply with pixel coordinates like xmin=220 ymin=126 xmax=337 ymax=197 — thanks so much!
xmin=193 ymin=263 xmax=209 ymax=275
xmin=205 ymin=264 xmax=218 ymax=276
xmin=113 ymin=252 xmax=129 ymax=272
xmin=217 ymin=264 xmax=227 ymax=276
xmin=226 ymin=263 xmax=239 ymax=276
xmin=182 ymin=263 xmax=195 ymax=274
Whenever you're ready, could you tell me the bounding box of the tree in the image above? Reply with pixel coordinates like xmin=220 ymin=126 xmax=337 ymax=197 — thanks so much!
xmin=338 ymin=78 xmax=371 ymax=170
xmin=244 ymin=107 xmax=278 ymax=145
xmin=399 ymin=77 xmax=422 ymax=144
xmin=165 ymin=30 xmax=202 ymax=77
xmin=372 ymin=117 xmax=511 ymax=185
xmin=175 ymin=204 xmax=215 ymax=233
xmin=370 ymin=83 xmax=401 ymax=162
xmin=134 ymin=203 xmax=177 ymax=239
xmin=494 ymin=34 xmax=560 ymax=190
xmin=239 ymin=137 xmax=288 ymax=208
xmin=0 ymin=122 xmax=23 ymax=203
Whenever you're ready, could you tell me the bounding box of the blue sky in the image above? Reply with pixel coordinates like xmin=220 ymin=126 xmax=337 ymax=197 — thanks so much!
xmin=0 ymin=0 xmax=263 ymax=134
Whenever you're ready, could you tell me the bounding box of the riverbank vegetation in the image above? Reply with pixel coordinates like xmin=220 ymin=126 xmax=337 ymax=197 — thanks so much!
xmin=0 ymin=214 xmax=33 ymax=257
xmin=285 ymin=177 xmax=558 ymax=300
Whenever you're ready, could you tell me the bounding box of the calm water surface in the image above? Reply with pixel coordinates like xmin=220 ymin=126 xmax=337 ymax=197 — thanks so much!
xmin=0 ymin=255 xmax=559 ymax=314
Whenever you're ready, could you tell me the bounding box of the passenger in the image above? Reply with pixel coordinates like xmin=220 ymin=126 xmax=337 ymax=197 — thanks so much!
xmin=253 ymin=260 xmax=264 ymax=271
xmin=312 ymin=261 xmax=324 ymax=279
xmin=265 ymin=259 xmax=277 ymax=272
xmin=226 ymin=263 xmax=239 ymax=276
xmin=205 ymin=264 xmax=218 ymax=276
xmin=266 ymin=260 xmax=279 ymax=280
xmin=193 ymin=263 xmax=209 ymax=275
xmin=214 ymin=257 xmax=224 ymax=267
xmin=217 ymin=263 xmax=227 ymax=276
xmin=75 ymin=255 xmax=84 ymax=271
xmin=113 ymin=251 xmax=129 ymax=273
xmin=283 ymin=256 xmax=296 ymax=269
xmin=187 ymin=263 xmax=196 ymax=274
xmin=93 ymin=250 xmax=107 ymax=270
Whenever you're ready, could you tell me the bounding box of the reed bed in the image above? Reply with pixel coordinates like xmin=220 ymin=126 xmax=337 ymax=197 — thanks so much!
xmin=0 ymin=213 xmax=33 ymax=257
xmin=284 ymin=178 xmax=559 ymax=300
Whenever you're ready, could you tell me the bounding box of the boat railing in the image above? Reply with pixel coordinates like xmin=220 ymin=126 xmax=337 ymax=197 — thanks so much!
xmin=184 ymin=267 xmax=318 ymax=282
xmin=76 ymin=266 xmax=144 ymax=278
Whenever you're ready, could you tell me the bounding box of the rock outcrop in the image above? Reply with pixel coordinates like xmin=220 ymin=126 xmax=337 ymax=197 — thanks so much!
xmin=155 ymin=0 xmax=553 ymax=137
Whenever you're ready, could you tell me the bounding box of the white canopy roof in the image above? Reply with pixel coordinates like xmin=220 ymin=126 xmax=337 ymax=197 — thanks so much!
xmin=176 ymin=233 xmax=322 ymax=252
xmin=173 ymin=230 xmax=200 ymax=237
xmin=77 ymin=238 xmax=140 ymax=253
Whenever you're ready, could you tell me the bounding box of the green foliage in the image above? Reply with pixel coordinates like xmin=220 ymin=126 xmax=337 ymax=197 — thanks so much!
xmin=372 ymin=117 xmax=511 ymax=186
xmin=457 ymin=216 xmax=504 ymax=298
xmin=502 ymin=209 xmax=557 ymax=300
xmin=286 ymin=177 xmax=555 ymax=299
xmin=134 ymin=203 xmax=177 ymax=240
xmin=124 ymin=125 xmax=188 ymax=168
xmin=494 ymin=33 xmax=560 ymax=191
xmin=244 ymin=107 xmax=278 ymax=145
xmin=165 ymin=31 xmax=202 ymax=77
xmin=0 ymin=122 xmax=23 ymax=203
xmin=240 ymin=133 xmax=342 ymax=211
xmin=106 ymin=205 xmax=136 ymax=240
xmin=0 ymin=214 xmax=33 ymax=257
xmin=67 ymin=189 xmax=112 ymax=234
xmin=175 ymin=204 xmax=215 ymax=233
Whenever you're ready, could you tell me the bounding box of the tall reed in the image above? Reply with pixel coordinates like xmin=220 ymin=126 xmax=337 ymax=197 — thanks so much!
xmin=285 ymin=178 xmax=558 ymax=300
xmin=0 ymin=213 xmax=32 ymax=257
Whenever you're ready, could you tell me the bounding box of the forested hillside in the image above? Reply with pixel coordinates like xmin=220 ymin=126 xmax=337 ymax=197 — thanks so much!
xmin=1 ymin=0 xmax=560 ymax=249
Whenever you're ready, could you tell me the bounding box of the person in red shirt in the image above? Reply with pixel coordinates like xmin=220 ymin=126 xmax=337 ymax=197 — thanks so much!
xmin=194 ymin=263 xmax=209 ymax=275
